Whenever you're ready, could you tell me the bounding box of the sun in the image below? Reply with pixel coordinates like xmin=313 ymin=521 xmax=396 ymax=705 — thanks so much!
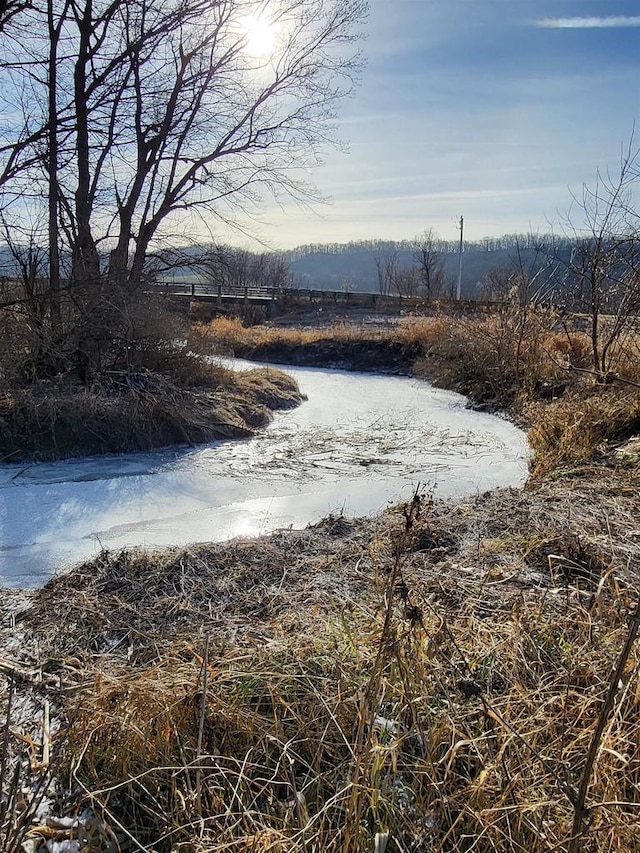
xmin=240 ymin=13 xmax=279 ymax=58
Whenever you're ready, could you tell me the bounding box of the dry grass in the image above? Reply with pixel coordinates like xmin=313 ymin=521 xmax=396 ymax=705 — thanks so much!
xmin=0 ymin=294 xmax=304 ymax=461
xmin=16 ymin=487 xmax=640 ymax=853
xmin=192 ymin=316 xmax=392 ymax=360
xmin=0 ymin=363 xmax=302 ymax=461
xmin=191 ymin=316 xmax=425 ymax=376
xmin=527 ymin=388 xmax=640 ymax=479
xmin=407 ymin=314 xmax=640 ymax=476
xmin=406 ymin=314 xmax=583 ymax=406
xmin=196 ymin=311 xmax=569 ymax=406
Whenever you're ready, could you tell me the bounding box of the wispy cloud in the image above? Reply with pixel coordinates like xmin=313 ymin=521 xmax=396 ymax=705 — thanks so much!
xmin=537 ymin=16 xmax=640 ymax=29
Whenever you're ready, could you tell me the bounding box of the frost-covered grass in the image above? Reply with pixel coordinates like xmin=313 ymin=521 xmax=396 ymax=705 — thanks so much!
xmin=4 ymin=307 xmax=640 ymax=853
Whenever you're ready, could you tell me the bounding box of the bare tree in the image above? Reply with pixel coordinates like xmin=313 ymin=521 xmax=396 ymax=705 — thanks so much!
xmin=373 ymin=245 xmax=422 ymax=298
xmin=392 ymin=265 xmax=420 ymax=298
xmin=0 ymin=0 xmax=31 ymax=33
xmin=555 ymin=145 xmax=640 ymax=376
xmin=414 ymin=228 xmax=446 ymax=299
xmin=205 ymin=245 xmax=291 ymax=292
xmin=252 ymin=252 xmax=291 ymax=290
xmin=373 ymin=247 xmax=397 ymax=296
xmin=0 ymin=213 xmax=53 ymax=380
xmin=0 ymin=0 xmax=366 ymax=378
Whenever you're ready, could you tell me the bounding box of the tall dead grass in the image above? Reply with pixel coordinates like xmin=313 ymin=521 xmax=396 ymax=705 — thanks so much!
xmin=404 ymin=314 xmax=640 ymax=475
xmin=0 ymin=364 xmax=302 ymax=461
xmin=406 ymin=314 xmax=590 ymax=405
xmin=527 ymin=388 xmax=640 ymax=479
xmin=193 ymin=315 xmax=384 ymax=353
xmin=197 ymin=309 xmax=584 ymax=408
xmin=26 ymin=500 xmax=640 ymax=853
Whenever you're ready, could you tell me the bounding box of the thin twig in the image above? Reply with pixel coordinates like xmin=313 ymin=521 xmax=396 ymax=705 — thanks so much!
xmin=567 ymin=595 xmax=640 ymax=851
xmin=195 ymin=632 xmax=210 ymax=826
xmin=544 ymin=348 xmax=640 ymax=389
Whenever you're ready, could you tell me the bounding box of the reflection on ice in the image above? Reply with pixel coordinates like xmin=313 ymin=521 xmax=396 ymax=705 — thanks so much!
xmin=0 ymin=361 xmax=530 ymax=586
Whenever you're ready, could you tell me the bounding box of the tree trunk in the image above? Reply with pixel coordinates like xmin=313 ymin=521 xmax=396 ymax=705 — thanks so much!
xmin=47 ymin=0 xmax=63 ymax=336
xmin=72 ymin=0 xmax=102 ymax=381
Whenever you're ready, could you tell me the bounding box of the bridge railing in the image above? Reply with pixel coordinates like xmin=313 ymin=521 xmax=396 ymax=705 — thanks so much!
xmin=158 ymin=281 xmax=409 ymax=306
xmin=155 ymin=281 xmax=507 ymax=314
xmin=159 ymin=281 xmax=282 ymax=300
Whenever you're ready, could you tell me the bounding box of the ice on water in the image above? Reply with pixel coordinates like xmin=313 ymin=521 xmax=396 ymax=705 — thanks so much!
xmin=0 ymin=362 xmax=529 ymax=586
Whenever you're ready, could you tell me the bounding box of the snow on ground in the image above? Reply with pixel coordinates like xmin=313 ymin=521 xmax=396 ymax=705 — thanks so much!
xmin=0 ymin=362 xmax=530 ymax=586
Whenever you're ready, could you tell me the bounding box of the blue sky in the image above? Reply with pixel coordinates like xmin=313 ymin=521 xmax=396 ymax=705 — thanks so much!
xmin=234 ymin=0 xmax=640 ymax=249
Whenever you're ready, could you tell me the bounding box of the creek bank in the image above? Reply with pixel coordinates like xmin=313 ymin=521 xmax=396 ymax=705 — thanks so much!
xmin=0 ymin=366 xmax=304 ymax=462
xmin=0 ymin=363 xmax=529 ymax=586
xmin=223 ymin=337 xmax=423 ymax=376
xmin=25 ymin=454 xmax=640 ymax=653
xmin=4 ymin=319 xmax=640 ymax=849
xmin=215 ymin=335 xmax=509 ymax=412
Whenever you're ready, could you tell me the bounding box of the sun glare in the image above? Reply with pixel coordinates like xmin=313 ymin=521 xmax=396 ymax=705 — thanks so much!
xmin=240 ymin=13 xmax=278 ymax=58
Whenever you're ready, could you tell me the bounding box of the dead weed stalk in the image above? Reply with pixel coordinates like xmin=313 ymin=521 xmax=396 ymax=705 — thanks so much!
xmin=0 ymin=676 xmax=66 ymax=853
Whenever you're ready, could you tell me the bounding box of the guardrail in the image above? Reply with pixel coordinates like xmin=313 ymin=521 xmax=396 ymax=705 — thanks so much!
xmin=0 ymin=276 xmax=510 ymax=314
xmin=156 ymin=282 xmax=504 ymax=313
xmin=159 ymin=281 xmax=282 ymax=300
xmin=159 ymin=282 xmax=432 ymax=308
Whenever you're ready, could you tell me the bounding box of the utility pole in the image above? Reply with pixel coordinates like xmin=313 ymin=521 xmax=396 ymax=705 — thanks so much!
xmin=456 ymin=215 xmax=464 ymax=300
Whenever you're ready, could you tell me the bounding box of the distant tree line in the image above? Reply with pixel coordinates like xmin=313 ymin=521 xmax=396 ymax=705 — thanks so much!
xmin=287 ymin=232 xmax=576 ymax=261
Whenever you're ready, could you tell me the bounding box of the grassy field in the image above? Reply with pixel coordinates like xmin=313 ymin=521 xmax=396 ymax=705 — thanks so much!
xmin=3 ymin=304 xmax=640 ymax=853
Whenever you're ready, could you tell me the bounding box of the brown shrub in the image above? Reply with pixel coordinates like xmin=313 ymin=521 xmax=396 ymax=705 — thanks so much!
xmin=527 ymin=387 xmax=640 ymax=478
xmin=542 ymin=330 xmax=593 ymax=367
xmin=410 ymin=313 xmax=546 ymax=406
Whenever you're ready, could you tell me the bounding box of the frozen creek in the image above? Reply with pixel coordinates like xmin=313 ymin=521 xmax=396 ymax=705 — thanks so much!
xmin=0 ymin=361 xmax=530 ymax=586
